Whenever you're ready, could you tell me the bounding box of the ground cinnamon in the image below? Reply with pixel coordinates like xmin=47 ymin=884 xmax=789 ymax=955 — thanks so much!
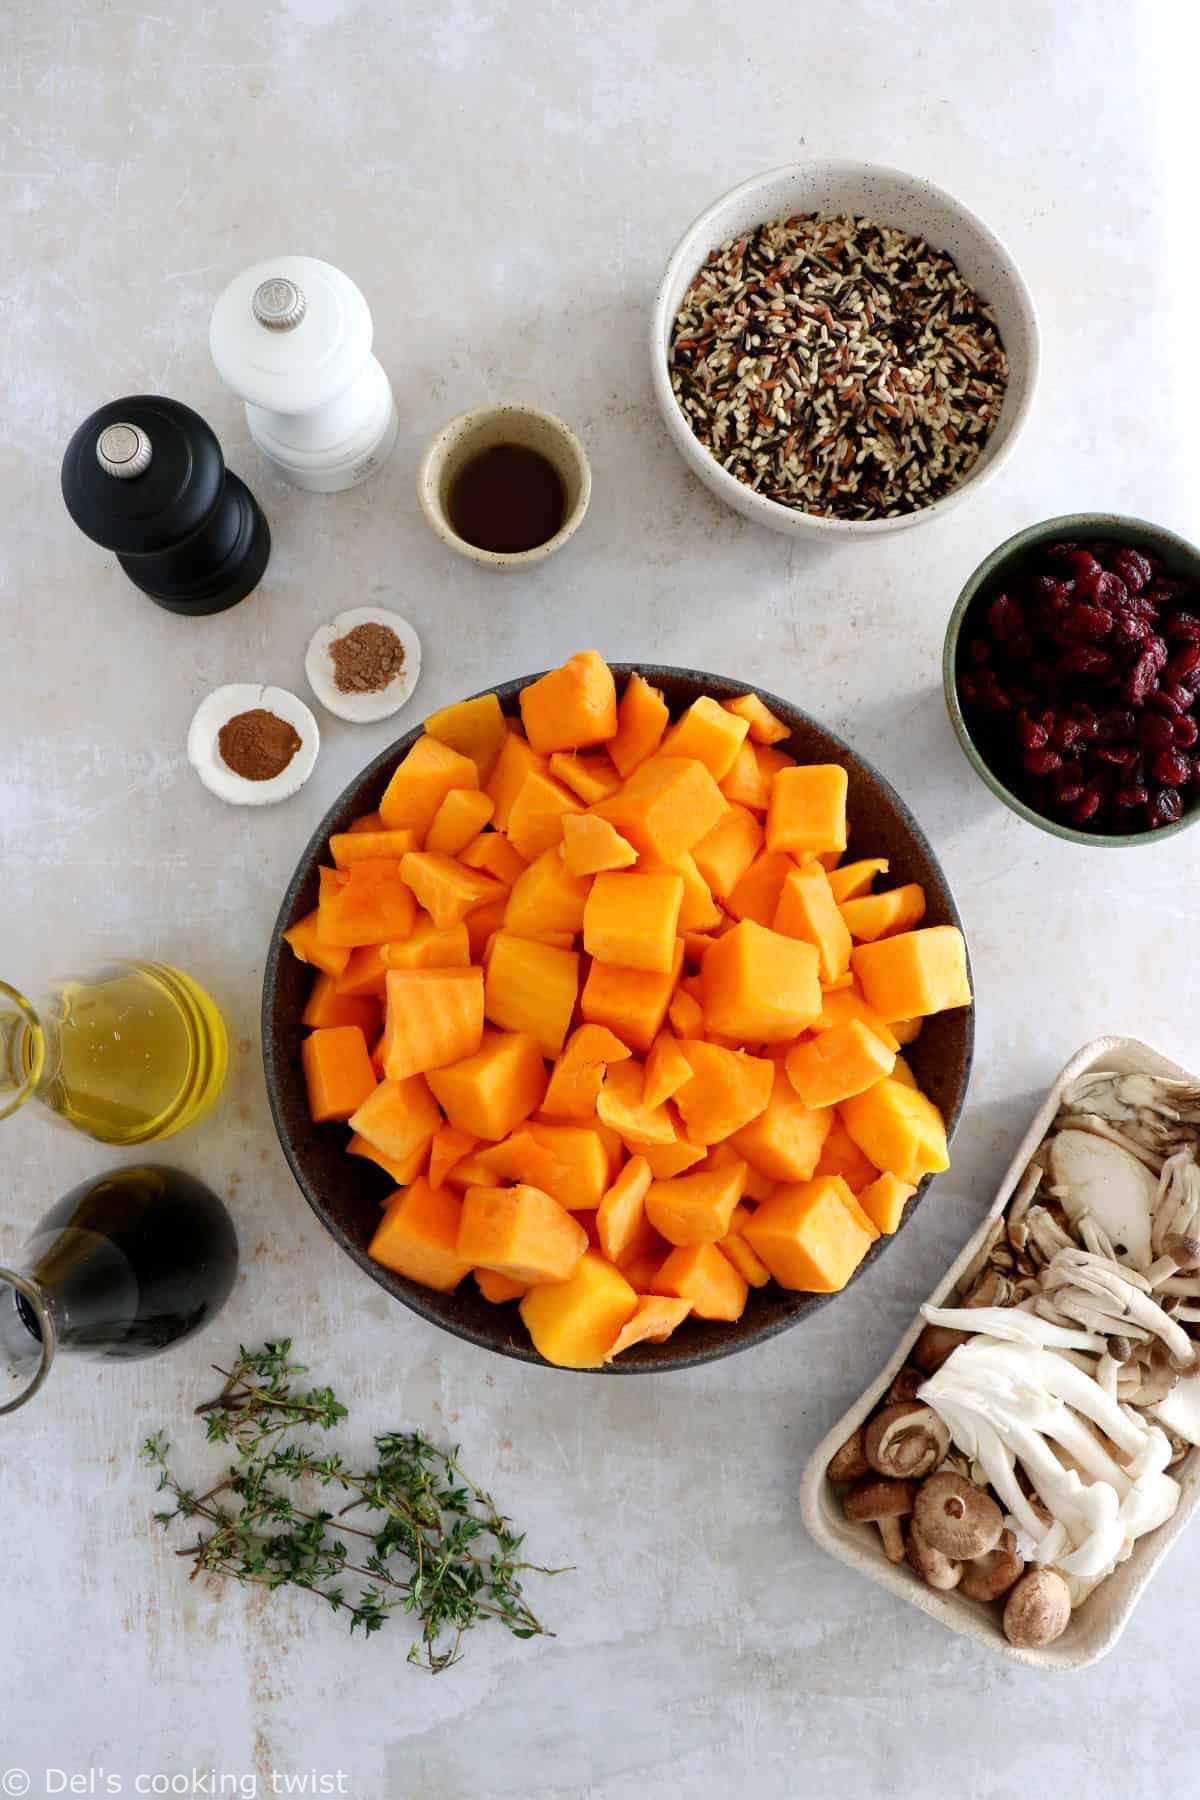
xmin=218 ymin=708 xmax=302 ymax=781
xmin=329 ymin=621 xmax=405 ymax=694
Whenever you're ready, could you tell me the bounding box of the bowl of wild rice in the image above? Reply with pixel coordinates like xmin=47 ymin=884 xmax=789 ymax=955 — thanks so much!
xmin=652 ymin=161 xmax=1039 ymax=537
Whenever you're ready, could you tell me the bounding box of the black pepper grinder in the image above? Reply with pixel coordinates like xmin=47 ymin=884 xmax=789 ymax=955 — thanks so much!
xmin=61 ymin=395 xmax=270 ymax=615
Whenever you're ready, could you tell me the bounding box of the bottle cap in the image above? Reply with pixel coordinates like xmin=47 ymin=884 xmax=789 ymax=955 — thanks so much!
xmin=96 ymin=422 xmax=153 ymax=479
xmin=252 ymin=278 xmax=307 ymax=331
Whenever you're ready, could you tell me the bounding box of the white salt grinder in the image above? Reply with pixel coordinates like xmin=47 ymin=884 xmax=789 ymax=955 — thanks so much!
xmin=209 ymin=256 xmax=398 ymax=493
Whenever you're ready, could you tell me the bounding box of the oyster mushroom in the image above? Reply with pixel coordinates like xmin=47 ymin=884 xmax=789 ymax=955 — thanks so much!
xmin=906 ymin=1525 xmax=962 ymax=1591
xmin=1048 ymin=1129 xmax=1158 ymax=1269
xmin=1003 ymin=1567 xmax=1072 ymax=1648
xmin=1042 ymin=1249 xmax=1197 ymax=1367
xmin=912 ymin=1471 xmax=1004 ymax=1563
xmin=1153 ymin=1151 xmax=1200 ymax=1257
xmin=842 ymin=1476 xmax=915 ymax=1563
xmin=959 ymin=1528 xmax=1025 ymax=1603
xmin=826 ymin=1427 xmax=870 ymax=1483
xmin=864 ymin=1404 xmax=951 ymax=1480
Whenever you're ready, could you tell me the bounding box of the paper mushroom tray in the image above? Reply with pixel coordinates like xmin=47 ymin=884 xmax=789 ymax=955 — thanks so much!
xmin=798 ymin=1035 xmax=1200 ymax=1671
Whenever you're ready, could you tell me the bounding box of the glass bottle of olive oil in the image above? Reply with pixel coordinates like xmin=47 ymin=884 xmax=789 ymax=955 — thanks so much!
xmin=0 ymin=961 xmax=227 ymax=1145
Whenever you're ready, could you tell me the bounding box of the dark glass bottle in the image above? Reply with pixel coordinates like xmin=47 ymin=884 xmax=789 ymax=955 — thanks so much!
xmin=0 ymin=1166 xmax=238 ymax=1414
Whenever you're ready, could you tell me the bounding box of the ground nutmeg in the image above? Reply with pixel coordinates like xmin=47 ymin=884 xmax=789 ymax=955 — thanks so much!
xmin=218 ymin=708 xmax=302 ymax=781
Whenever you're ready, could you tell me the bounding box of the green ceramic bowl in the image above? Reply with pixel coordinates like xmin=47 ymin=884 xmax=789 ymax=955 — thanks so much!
xmin=944 ymin=512 xmax=1200 ymax=847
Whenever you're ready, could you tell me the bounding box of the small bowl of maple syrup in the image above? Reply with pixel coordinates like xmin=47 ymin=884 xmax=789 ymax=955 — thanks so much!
xmin=418 ymin=403 xmax=591 ymax=568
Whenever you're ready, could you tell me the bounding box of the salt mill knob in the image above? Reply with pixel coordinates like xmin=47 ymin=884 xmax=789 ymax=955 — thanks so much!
xmin=61 ymin=395 xmax=271 ymax=616
xmin=210 ymin=256 xmax=399 ymax=494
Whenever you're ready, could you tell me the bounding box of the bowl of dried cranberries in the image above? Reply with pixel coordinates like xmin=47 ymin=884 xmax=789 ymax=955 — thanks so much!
xmin=945 ymin=514 xmax=1200 ymax=844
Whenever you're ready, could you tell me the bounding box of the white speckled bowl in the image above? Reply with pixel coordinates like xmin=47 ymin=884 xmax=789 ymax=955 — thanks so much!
xmin=651 ymin=160 xmax=1041 ymax=539
xmin=417 ymin=403 xmax=592 ymax=568
xmin=799 ymin=1035 xmax=1200 ymax=1671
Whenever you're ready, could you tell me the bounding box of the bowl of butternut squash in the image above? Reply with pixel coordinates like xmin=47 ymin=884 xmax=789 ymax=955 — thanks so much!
xmin=263 ymin=654 xmax=975 ymax=1370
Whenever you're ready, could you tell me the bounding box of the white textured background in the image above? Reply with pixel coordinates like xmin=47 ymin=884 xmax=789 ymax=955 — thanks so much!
xmin=3 ymin=2 xmax=1200 ymax=1795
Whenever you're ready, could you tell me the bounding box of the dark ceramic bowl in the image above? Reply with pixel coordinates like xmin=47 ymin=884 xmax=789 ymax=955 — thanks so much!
xmin=263 ymin=666 xmax=975 ymax=1372
xmin=944 ymin=513 xmax=1200 ymax=846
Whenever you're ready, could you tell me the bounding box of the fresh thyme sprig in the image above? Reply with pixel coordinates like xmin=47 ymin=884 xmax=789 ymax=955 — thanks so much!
xmin=142 ymin=1340 xmax=565 ymax=1670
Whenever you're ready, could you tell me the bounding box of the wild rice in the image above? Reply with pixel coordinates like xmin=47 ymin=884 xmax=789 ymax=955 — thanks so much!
xmin=669 ymin=213 xmax=1009 ymax=522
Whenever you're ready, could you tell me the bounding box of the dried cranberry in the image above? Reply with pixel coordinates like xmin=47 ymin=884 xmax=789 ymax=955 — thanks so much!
xmin=1023 ymin=748 xmax=1062 ymax=776
xmin=1115 ymin=783 xmax=1149 ymax=809
xmin=1150 ymin=749 xmax=1191 ymax=787
xmin=1174 ymin=715 xmax=1199 ymax=749
xmin=1123 ymin=651 xmax=1162 ymax=706
xmin=1145 ymin=635 xmax=1169 ymax=670
xmin=1108 ymin=548 xmax=1153 ymax=594
xmin=1058 ymin=604 xmax=1113 ymax=643
xmin=1151 ymin=682 xmax=1192 ymax=716
xmin=1111 ymin=614 xmax=1152 ymax=652
xmin=1060 ymin=645 xmax=1115 ymax=681
xmin=1097 ymin=707 xmax=1136 ymax=742
xmin=1071 ymin=706 xmax=1100 ymax=739
xmin=1063 ymin=549 xmax=1102 ymax=593
xmin=967 ymin=637 xmax=992 ymax=666
xmin=988 ymin=594 xmax=1025 ymax=642
xmin=1123 ymin=593 xmax=1162 ymax=623
xmin=1032 ymin=575 xmax=1071 ymax=609
xmin=1071 ymin=790 xmax=1102 ymax=825
xmin=1092 ymin=572 xmax=1128 ymax=612
xmin=1054 ymin=779 xmax=1085 ymax=807
xmin=1148 ymin=788 xmax=1184 ymax=827
xmin=1052 ymin=716 xmax=1083 ymax=751
xmin=1166 ymin=611 xmax=1200 ymax=642
xmin=1167 ymin=645 xmax=1200 ymax=687
xmin=1016 ymin=712 xmax=1049 ymax=751
xmin=1093 ymin=745 xmax=1138 ymax=769
xmin=1138 ymin=711 xmax=1176 ymax=750
xmin=1044 ymin=541 xmax=1080 ymax=559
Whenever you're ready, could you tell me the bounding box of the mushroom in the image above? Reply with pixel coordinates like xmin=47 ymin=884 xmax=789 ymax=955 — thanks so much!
xmin=912 ymin=1471 xmax=1004 ymax=1563
xmin=1002 ymin=1567 xmax=1072 ymax=1648
xmin=1048 ymin=1128 xmax=1158 ymax=1268
xmin=842 ymin=1476 xmax=915 ymax=1563
xmin=885 ymin=1365 xmax=925 ymax=1406
xmin=912 ymin=1323 xmax=970 ymax=1375
xmin=959 ymin=1529 xmax=1025 ymax=1603
xmin=864 ymin=1403 xmax=951 ymax=1480
xmin=905 ymin=1525 xmax=962 ymax=1591
xmin=826 ymin=1427 xmax=870 ymax=1483
xmin=1163 ymin=1231 xmax=1200 ymax=1273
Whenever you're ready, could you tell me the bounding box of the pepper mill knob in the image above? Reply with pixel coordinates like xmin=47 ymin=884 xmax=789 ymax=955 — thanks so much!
xmin=61 ymin=395 xmax=270 ymax=616
xmin=210 ymin=255 xmax=398 ymax=493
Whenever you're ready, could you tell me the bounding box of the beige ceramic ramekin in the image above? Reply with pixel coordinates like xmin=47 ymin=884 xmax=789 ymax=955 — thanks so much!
xmin=417 ymin=403 xmax=591 ymax=569
xmin=799 ymin=1035 xmax=1200 ymax=1670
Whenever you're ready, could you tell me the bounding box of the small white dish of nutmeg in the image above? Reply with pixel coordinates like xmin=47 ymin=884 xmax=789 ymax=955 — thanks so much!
xmin=800 ymin=1035 xmax=1200 ymax=1669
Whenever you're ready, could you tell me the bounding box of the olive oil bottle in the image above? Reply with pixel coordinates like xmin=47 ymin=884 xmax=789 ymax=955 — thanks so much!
xmin=0 ymin=961 xmax=227 ymax=1145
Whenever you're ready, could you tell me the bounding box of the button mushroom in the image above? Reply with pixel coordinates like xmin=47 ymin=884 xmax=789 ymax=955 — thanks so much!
xmin=912 ymin=1323 xmax=970 ymax=1374
xmin=842 ymin=1476 xmax=915 ymax=1563
xmin=864 ymin=1403 xmax=951 ymax=1480
xmin=959 ymin=1528 xmax=1025 ymax=1603
xmin=912 ymin=1471 xmax=1004 ymax=1564
xmin=886 ymin=1365 xmax=925 ymax=1406
xmin=826 ymin=1426 xmax=870 ymax=1483
xmin=906 ymin=1525 xmax=962 ymax=1591
xmin=1002 ymin=1566 xmax=1072 ymax=1648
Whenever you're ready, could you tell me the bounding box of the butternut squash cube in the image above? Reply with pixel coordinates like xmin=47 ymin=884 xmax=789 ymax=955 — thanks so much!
xmin=765 ymin=764 xmax=848 ymax=856
xmin=583 ymin=871 xmax=685 ymax=975
xmin=650 ymin=1242 xmax=748 ymax=1321
xmin=596 ymin=1059 xmax=678 ymax=1147
xmin=457 ymin=1184 xmax=589 ymax=1285
xmin=840 ymin=883 xmax=926 ymax=943
xmin=425 ymin=1027 xmax=547 ymax=1140
xmin=484 ymin=931 xmax=579 ymax=1056
xmin=609 ymin=671 xmax=669 ymax=776
xmin=398 ymin=852 xmax=505 ymax=930
xmin=642 ymin=1137 xmax=707 ymax=1178
xmin=484 ymin=732 xmax=549 ymax=831
xmin=708 ymin=1139 xmax=776 ymax=1200
xmin=504 ymin=847 xmax=591 ymax=941
xmin=381 ymin=967 xmax=485 ymax=1080
xmin=673 ymin=1041 xmax=773 ymax=1144
xmin=667 ymin=985 xmax=705 ymax=1040
xmin=429 ymin=1123 xmax=479 ymax=1190
xmin=549 ymin=751 xmax=622 ymax=805
xmin=663 ymin=851 xmax=722 ymax=933
xmin=379 ymin=734 xmax=479 ymax=836
xmin=348 ymin=810 xmax=384 ymax=833
xmin=367 ymin=1178 xmax=471 ymax=1292
xmin=827 ymin=857 xmax=890 ymax=903
xmin=692 ymin=805 xmax=763 ymax=902
xmin=643 ymin=1032 xmax=693 ymax=1110
xmin=701 ymin=919 xmax=821 ymax=1043
xmin=890 ymin=1053 xmax=918 ymax=1090
xmin=604 ymin=1295 xmax=693 ymax=1356
xmin=524 ymin=1123 xmax=611 ymax=1210
xmin=720 ymin=741 xmax=794 ymax=812
xmin=519 ymin=1252 xmax=638 ymax=1368
xmin=811 ymin=984 xmax=900 ymax=1053
xmin=891 ymin=1016 xmax=923 ymax=1045
xmin=730 ymin=1056 xmax=834 ymax=1182
xmin=726 ymin=850 xmax=796 ymax=925
xmin=505 ymin=767 xmax=585 ymax=862
xmin=660 ymin=695 xmax=749 ymax=779
xmin=784 ymin=1018 xmax=897 ymax=1109
xmin=717 ymin=1227 xmax=771 ymax=1288
xmin=743 ymin=1176 xmax=873 ymax=1292
xmin=722 ymin=692 xmax=790 ymax=745
xmin=317 ymin=862 xmax=418 ymax=948
xmin=348 ymin=1131 xmax=428 ymax=1187
xmin=594 ymin=756 xmax=727 ymax=861
xmin=645 ymin=1160 xmax=745 ymax=1245
xmin=472 ymin=1128 xmax=563 ymax=1190
xmin=424 ymin=692 xmax=509 ymax=783
xmin=851 ymin=925 xmax=972 ymax=1022
xmin=284 ymin=908 xmax=351 ymax=978
xmin=519 ymin=650 xmax=618 ymax=754
xmin=302 ymin=1025 xmax=377 ymax=1123
xmin=302 ymin=973 xmax=381 ymax=1036
xmin=858 ymin=1171 xmax=917 ymax=1235
xmin=349 ymin=1073 xmax=441 ymax=1163
xmin=839 ymin=1077 xmax=950 ymax=1185
xmin=540 ymin=1023 xmax=630 ymax=1120
xmin=380 ymin=918 xmax=471 ymax=970
xmin=329 ymin=828 xmax=418 ymax=868
xmin=560 ymin=812 xmax=637 ymax=875
xmin=595 ymin=1154 xmax=654 ymax=1263
xmin=465 ymin=897 xmax=510 ymax=962
xmin=813 ymin=1120 xmax=879 ymax=1193
xmin=475 ymin=1268 xmax=529 ymax=1303
xmin=773 ymin=863 xmax=852 ymax=983
xmin=425 ymin=788 xmax=496 ymax=857
xmin=580 ymin=938 xmax=685 ymax=1053
xmin=333 ymin=944 xmax=390 ymax=998
xmin=459 ymin=830 xmax=528 ymax=886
